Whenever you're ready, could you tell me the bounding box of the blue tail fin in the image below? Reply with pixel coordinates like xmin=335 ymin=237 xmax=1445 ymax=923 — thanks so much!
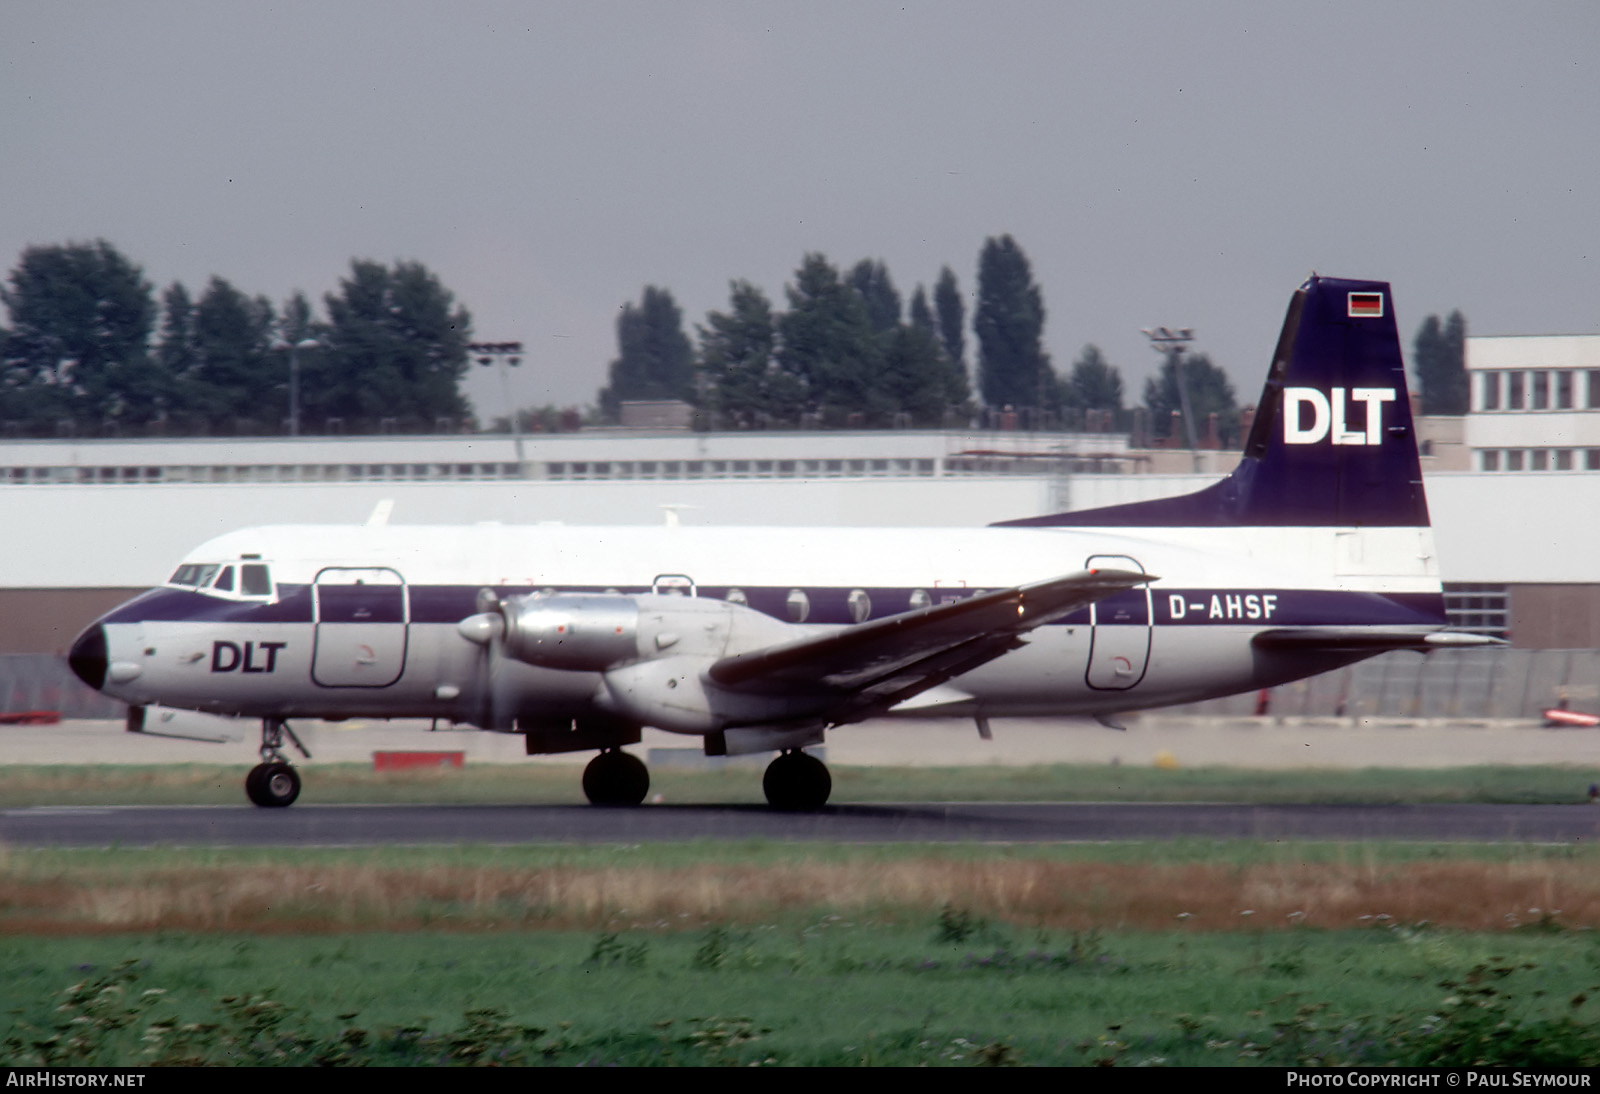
xmin=996 ymin=275 xmax=1428 ymax=528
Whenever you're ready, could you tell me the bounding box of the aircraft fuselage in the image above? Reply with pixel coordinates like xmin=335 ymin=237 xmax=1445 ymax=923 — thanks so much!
xmin=76 ymin=521 xmax=1442 ymax=729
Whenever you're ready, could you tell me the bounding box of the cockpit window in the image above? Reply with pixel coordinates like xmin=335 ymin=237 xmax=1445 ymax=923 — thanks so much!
xmin=169 ymin=563 xmax=221 ymax=587
xmin=167 ymin=561 xmax=272 ymax=599
xmin=240 ymin=564 xmax=272 ymax=597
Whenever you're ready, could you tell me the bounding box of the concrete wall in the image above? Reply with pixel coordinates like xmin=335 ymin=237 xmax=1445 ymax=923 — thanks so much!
xmin=1510 ymin=586 xmax=1600 ymax=650
xmin=0 ymin=589 xmax=143 ymax=656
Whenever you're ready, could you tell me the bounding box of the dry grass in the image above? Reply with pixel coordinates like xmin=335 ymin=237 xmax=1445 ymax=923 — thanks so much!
xmin=3 ymin=851 xmax=1597 ymax=934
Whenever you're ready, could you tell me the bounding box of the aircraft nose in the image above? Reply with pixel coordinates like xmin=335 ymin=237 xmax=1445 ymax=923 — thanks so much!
xmin=68 ymin=625 xmax=108 ymax=691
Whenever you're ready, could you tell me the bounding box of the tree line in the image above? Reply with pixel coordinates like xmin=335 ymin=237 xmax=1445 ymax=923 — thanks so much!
xmin=599 ymin=236 xmax=1261 ymax=442
xmin=1 ymin=238 xmax=1469 ymax=442
xmin=0 ymin=240 xmax=473 ymax=437
xmin=600 ymin=240 xmax=1474 ymax=443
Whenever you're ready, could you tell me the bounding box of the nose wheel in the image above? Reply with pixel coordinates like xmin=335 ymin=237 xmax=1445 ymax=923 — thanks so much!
xmin=246 ymin=761 xmax=301 ymax=807
xmin=247 ymin=717 xmax=311 ymax=808
xmin=763 ymin=749 xmax=832 ymax=811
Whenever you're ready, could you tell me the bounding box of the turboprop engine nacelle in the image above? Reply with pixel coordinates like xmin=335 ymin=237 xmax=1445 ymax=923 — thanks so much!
xmin=455 ymin=591 xmax=813 ymax=732
xmin=497 ymin=593 xmax=641 ymax=671
xmin=456 ymin=590 xmax=800 ymax=675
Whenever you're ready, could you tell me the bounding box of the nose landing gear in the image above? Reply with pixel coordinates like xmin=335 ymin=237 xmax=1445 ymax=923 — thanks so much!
xmin=246 ymin=717 xmax=310 ymax=808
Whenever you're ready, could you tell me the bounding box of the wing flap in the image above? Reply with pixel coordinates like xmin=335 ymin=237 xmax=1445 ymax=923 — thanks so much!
xmin=707 ymin=568 xmax=1152 ymax=698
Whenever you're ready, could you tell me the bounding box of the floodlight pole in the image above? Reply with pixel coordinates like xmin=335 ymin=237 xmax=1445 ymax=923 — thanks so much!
xmin=1143 ymin=326 xmax=1200 ymax=471
xmin=469 ymin=341 xmax=527 ymax=474
xmin=270 ymin=337 xmax=322 ymax=437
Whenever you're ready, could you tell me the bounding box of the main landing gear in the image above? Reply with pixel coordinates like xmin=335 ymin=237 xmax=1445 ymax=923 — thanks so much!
xmin=579 ymin=747 xmax=833 ymax=810
xmin=763 ymin=749 xmax=832 ymax=811
xmin=582 ymin=748 xmax=650 ymax=806
xmin=246 ymin=717 xmax=310 ymax=808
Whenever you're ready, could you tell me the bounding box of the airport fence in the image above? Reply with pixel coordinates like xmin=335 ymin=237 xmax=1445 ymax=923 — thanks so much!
xmin=0 ymin=648 xmax=1595 ymax=725
xmin=0 ymin=655 xmax=124 ymax=720
xmin=1171 ymin=647 xmax=1600 ymax=720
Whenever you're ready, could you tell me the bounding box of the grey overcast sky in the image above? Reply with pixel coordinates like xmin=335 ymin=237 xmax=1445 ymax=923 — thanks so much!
xmin=4 ymin=1 xmax=1597 ymax=421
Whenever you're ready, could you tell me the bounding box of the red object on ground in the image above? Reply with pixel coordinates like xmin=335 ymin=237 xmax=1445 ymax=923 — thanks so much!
xmin=0 ymin=711 xmax=61 ymax=725
xmin=1543 ymin=708 xmax=1600 ymax=728
xmin=372 ymin=751 xmax=465 ymax=771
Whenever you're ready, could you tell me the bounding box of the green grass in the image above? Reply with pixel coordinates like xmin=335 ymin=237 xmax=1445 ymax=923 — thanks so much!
xmin=5 ymin=924 xmax=1600 ymax=1065
xmin=9 ymin=764 xmax=1600 ymax=1065
xmin=10 ymin=838 xmax=1600 ymax=873
xmin=4 ymin=760 xmax=1599 ymax=806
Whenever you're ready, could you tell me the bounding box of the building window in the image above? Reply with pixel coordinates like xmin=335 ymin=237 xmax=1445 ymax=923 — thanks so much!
xmin=1588 ymin=369 xmax=1600 ymax=409
xmin=1556 ymin=449 xmax=1574 ymax=471
xmin=1480 ymin=371 xmax=1500 ymax=410
xmin=1480 ymin=450 xmax=1500 ymax=471
xmin=1508 ymin=372 xmax=1525 ymax=410
xmin=1443 ymin=583 xmax=1509 ymax=639
xmin=1532 ymin=372 xmax=1550 ymax=410
xmin=1587 ymin=449 xmax=1600 ymax=471
xmin=1506 ymin=450 xmax=1524 ymax=471
xmin=1529 ymin=449 xmax=1549 ymax=471
xmin=1557 ymin=371 xmax=1574 ymax=409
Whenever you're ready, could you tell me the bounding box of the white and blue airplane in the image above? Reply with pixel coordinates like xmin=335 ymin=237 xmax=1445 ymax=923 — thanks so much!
xmin=68 ymin=275 xmax=1490 ymax=809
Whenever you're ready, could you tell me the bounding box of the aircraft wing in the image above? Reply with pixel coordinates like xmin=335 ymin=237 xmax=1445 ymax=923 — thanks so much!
xmin=707 ymin=568 xmax=1152 ymax=721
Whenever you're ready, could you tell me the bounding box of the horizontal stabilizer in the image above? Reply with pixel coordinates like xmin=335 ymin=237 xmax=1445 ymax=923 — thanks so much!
xmin=1252 ymin=629 xmax=1504 ymax=653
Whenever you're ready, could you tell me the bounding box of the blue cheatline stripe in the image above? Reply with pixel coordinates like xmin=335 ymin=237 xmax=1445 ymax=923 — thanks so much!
xmin=101 ymin=583 xmax=1447 ymax=630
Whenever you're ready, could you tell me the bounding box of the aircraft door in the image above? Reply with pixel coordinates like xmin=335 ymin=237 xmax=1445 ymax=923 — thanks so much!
xmin=312 ymin=567 xmax=409 ymax=688
xmin=1085 ymin=554 xmax=1151 ymax=691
